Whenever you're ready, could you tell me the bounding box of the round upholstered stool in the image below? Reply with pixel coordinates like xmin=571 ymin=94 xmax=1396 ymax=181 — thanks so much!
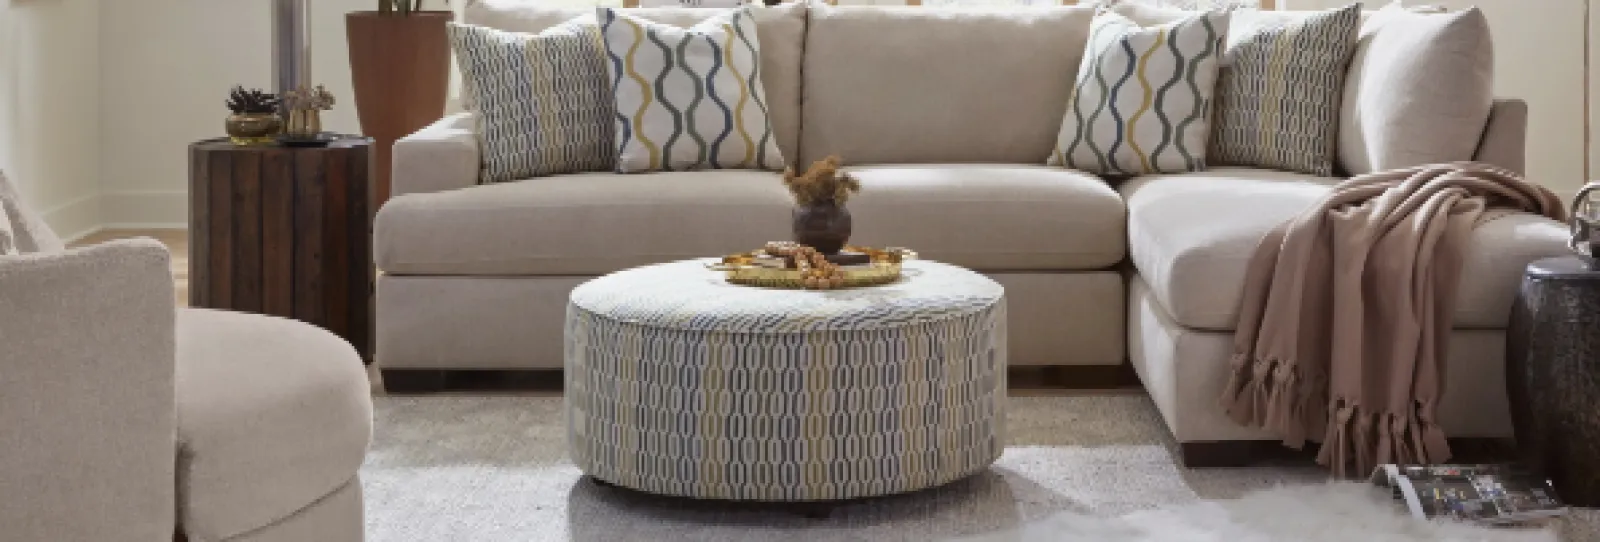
xmin=174 ymin=309 xmax=372 ymax=541
xmin=564 ymin=259 xmax=1007 ymax=501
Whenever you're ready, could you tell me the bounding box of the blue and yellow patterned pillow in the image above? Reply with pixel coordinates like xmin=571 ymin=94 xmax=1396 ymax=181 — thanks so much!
xmin=449 ymin=20 xmax=616 ymax=183
xmin=1049 ymin=11 xmax=1228 ymax=176
xmin=596 ymin=7 xmax=785 ymax=173
xmin=1210 ymin=4 xmax=1361 ymax=176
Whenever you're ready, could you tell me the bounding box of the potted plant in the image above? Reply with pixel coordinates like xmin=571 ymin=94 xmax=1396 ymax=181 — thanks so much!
xmin=224 ymin=86 xmax=282 ymax=146
xmin=346 ymin=0 xmax=453 ymax=204
xmin=782 ymin=156 xmax=861 ymax=255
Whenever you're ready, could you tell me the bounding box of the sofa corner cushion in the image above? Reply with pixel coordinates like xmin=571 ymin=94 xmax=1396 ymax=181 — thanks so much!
xmin=1336 ymin=5 xmax=1494 ymax=176
xmin=1122 ymin=168 xmax=1572 ymax=331
xmin=174 ymin=308 xmax=372 ymax=540
xmin=462 ymin=1 xmax=805 ymax=165
xmin=374 ymin=171 xmax=794 ymax=276
xmin=800 ymin=4 xmax=1096 ymax=166
xmin=845 ymin=164 xmax=1126 ymax=271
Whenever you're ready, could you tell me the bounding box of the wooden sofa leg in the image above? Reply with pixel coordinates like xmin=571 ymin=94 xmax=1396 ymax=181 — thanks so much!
xmin=1179 ymin=441 xmax=1309 ymax=468
xmin=1179 ymin=442 xmax=1259 ymax=468
xmin=381 ymin=369 xmax=448 ymax=394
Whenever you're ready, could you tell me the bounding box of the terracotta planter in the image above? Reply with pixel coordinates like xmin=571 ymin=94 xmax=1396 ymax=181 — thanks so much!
xmin=346 ymin=11 xmax=452 ymax=205
xmin=793 ymin=201 xmax=853 ymax=255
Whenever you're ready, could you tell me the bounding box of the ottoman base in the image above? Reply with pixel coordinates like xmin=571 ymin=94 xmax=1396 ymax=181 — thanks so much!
xmin=565 ymin=260 xmax=1009 ymax=502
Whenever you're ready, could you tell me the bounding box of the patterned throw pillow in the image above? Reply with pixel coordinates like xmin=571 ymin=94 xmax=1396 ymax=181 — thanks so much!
xmin=1209 ymin=4 xmax=1361 ymax=176
xmin=1048 ymin=11 xmax=1227 ymax=176
xmin=596 ymin=7 xmax=785 ymax=173
xmin=449 ymin=20 xmax=615 ymax=183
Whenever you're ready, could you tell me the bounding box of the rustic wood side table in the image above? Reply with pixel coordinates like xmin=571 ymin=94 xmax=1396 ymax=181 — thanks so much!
xmin=1506 ymin=255 xmax=1600 ymax=506
xmin=188 ymin=137 xmax=376 ymax=362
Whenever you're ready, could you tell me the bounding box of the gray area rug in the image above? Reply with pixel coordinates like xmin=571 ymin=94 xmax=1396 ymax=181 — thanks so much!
xmin=362 ymin=395 xmax=1599 ymax=541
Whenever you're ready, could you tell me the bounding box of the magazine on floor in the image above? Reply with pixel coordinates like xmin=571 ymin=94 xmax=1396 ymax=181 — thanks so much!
xmin=1370 ymin=464 xmax=1567 ymax=525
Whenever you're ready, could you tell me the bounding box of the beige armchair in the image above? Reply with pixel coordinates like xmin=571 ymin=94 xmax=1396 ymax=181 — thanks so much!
xmin=0 ymin=172 xmax=372 ymax=541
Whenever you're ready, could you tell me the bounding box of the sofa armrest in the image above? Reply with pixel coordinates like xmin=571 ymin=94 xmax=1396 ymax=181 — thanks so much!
xmin=0 ymin=239 xmax=177 ymax=541
xmin=1474 ymin=98 xmax=1527 ymax=176
xmin=392 ymin=112 xmax=481 ymax=198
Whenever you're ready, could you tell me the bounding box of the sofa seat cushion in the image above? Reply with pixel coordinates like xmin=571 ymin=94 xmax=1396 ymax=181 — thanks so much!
xmin=1123 ymin=167 xmax=1570 ymax=331
xmin=375 ymin=171 xmax=792 ymax=276
xmin=846 ymin=165 xmax=1126 ymax=271
xmin=175 ymin=309 xmax=372 ymax=541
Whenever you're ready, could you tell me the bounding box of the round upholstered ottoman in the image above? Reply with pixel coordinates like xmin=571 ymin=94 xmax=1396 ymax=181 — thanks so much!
xmin=565 ymin=259 xmax=1007 ymax=501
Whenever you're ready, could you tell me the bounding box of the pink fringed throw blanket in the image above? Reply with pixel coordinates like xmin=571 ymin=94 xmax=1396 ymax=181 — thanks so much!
xmin=1221 ymin=162 xmax=1565 ymax=478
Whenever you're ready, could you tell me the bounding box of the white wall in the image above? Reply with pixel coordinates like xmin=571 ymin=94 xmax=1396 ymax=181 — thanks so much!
xmin=0 ymin=0 xmax=102 ymax=240
xmin=98 ymin=0 xmax=382 ymax=228
xmin=1287 ymin=0 xmax=1589 ymax=200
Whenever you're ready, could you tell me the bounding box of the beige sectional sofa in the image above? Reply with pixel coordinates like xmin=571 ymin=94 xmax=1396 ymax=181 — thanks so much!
xmin=374 ymin=2 xmax=1570 ymax=464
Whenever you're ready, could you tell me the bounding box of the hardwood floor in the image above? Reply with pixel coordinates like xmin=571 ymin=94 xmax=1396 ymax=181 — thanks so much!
xmin=77 ymin=229 xmax=1141 ymax=396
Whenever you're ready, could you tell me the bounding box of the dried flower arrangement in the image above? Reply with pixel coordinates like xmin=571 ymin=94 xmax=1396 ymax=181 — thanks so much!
xmin=281 ymin=85 xmax=337 ymax=139
xmin=281 ymin=85 xmax=336 ymax=112
xmin=226 ymin=86 xmax=280 ymax=115
xmin=782 ymin=156 xmax=861 ymax=206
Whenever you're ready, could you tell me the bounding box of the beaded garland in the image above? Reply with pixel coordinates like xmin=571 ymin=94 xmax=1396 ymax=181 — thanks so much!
xmin=763 ymin=241 xmax=848 ymax=290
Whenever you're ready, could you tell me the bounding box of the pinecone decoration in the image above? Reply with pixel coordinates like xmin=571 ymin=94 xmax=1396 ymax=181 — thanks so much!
xmin=226 ymin=86 xmax=280 ymax=115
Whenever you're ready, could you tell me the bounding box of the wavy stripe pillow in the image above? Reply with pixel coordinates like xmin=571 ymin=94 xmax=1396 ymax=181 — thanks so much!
xmin=596 ymin=7 xmax=785 ymax=173
xmin=450 ymin=20 xmax=615 ymax=182
xmin=1048 ymin=11 xmax=1227 ymax=176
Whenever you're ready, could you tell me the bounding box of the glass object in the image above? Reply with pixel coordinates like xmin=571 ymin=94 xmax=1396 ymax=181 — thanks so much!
xmin=1572 ymin=182 xmax=1600 ymax=258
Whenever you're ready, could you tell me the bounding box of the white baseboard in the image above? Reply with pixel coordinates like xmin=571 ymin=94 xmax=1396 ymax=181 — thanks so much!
xmin=102 ymin=190 xmax=187 ymax=228
xmin=42 ymin=191 xmax=187 ymax=243
xmin=41 ymin=194 xmax=104 ymax=243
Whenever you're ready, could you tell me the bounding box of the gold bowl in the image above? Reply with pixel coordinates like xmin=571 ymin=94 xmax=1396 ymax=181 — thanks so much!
xmin=709 ymin=246 xmax=917 ymax=289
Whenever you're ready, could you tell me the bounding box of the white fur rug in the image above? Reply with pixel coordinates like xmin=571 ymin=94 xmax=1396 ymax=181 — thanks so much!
xmin=363 ymin=395 xmax=1597 ymax=541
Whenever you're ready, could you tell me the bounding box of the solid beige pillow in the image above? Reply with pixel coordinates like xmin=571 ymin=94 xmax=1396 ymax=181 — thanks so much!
xmin=1336 ymin=4 xmax=1493 ymax=175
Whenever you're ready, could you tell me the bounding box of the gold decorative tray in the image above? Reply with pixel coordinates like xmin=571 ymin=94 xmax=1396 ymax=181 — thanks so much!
xmin=710 ymin=246 xmax=917 ymax=289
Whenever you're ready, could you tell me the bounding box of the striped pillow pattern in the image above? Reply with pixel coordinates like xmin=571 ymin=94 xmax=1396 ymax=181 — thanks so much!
xmin=1049 ymin=11 xmax=1227 ymax=176
xmin=1209 ymin=4 xmax=1361 ymax=176
xmin=597 ymin=7 xmax=785 ymax=173
xmin=449 ymin=21 xmax=616 ymax=183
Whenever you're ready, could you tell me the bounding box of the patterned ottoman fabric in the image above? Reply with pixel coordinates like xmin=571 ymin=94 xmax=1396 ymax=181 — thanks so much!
xmin=565 ymin=260 xmax=1007 ymax=501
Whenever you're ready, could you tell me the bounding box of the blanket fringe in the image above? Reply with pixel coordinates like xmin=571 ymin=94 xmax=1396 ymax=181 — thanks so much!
xmin=1316 ymin=398 xmax=1452 ymax=479
xmin=1220 ymin=353 xmax=1326 ymax=450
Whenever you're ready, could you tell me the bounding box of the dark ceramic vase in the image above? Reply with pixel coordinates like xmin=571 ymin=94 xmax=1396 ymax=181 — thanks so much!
xmin=792 ymin=201 xmax=852 ymax=255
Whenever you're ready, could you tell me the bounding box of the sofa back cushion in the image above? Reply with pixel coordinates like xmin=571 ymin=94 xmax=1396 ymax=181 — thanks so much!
xmin=801 ymin=5 xmax=1096 ymax=166
xmin=1336 ymin=5 xmax=1493 ymax=175
xmin=462 ymin=0 xmax=806 ymax=164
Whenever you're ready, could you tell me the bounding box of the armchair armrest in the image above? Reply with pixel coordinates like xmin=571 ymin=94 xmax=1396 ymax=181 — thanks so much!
xmin=1474 ymin=98 xmax=1527 ymax=176
xmin=0 ymin=239 xmax=177 ymax=541
xmin=392 ymin=112 xmax=481 ymax=198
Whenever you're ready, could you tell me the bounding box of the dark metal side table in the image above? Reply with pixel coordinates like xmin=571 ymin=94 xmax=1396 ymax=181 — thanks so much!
xmin=1507 ymin=256 xmax=1600 ymax=506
